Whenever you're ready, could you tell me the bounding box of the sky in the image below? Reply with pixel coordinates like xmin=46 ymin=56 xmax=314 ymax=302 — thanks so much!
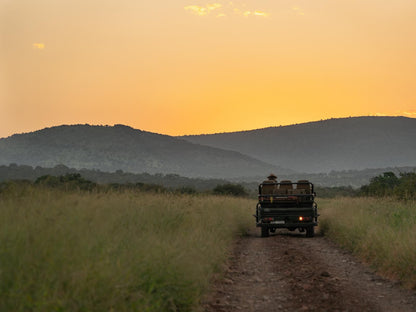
xmin=1 ymin=0 xmax=415 ymax=138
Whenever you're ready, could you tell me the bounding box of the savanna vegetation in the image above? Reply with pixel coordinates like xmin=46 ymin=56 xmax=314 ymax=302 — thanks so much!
xmin=315 ymin=185 xmax=358 ymax=198
xmin=0 ymin=163 xmax=229 ymax=192
xmin=0 ymin=171 xmax=251 ymax=197
xmin=3 ymin=163 xmax=416 ymax=191
xmin=318 ymin=171 xmax=416 ymax=289
xmin=213 ymin=183 xmax=249 ymax=197
xmin=2 ymin=168 xmax=416 ymax=311
xmin=0 ymin=182 xmax=254 ymax=311
xmin=319 ymin=197 xmax=416 ymax=289
xmin=359 ymin=171 xmax=416 ymax=199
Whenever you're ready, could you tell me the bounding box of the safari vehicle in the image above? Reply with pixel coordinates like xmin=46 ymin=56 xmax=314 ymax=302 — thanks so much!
xmin=255 ymin=180 xmax=318 ymax=237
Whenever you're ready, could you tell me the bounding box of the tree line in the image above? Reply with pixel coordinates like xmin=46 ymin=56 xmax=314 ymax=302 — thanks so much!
xmin=0 ymin=172 xmax=249 ymax=197
xmin=315 ymin=171 xmax=416 ymax=199
xmin=0 ymin=164 xmax=233 ymax=192
xmin=359 ymin=171 xmax=416 ymax=199
xmin=1 ymin=164 xmax=415 ymax=199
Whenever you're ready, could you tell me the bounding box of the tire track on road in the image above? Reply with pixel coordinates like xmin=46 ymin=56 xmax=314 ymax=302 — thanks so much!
xmin=204 ymin=230 xmax=416 ymax=312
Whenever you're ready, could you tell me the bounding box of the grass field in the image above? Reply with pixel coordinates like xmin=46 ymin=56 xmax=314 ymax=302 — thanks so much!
xmin=318 ymin=197 xmax=416 ymax=289
xmin=0 ymin=186 xmax=255 ymax=311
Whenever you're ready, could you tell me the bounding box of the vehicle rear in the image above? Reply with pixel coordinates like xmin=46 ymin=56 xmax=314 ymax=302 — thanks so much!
xmin=255 ymin=180 xmax=318 ymax=237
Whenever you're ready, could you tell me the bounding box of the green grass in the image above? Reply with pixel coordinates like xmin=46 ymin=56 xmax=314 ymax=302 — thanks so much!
xmin=319 ymin=197 xmax=416 ymax=289
xmin=0 ymin=187 xmax=255 ymax=311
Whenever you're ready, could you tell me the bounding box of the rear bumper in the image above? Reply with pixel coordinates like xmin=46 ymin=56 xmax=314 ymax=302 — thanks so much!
xmin=256 ymin=222 xmax=317 ymax=228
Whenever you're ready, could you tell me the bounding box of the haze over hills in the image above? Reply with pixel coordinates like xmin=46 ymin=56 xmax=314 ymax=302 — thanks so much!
xmin=1 ymin=117 xmax=415 ymax=181
xmin=0 ymin=124 xmax=290 ymax=179
xmin=181 ymin=117 xmax=416 ymax=173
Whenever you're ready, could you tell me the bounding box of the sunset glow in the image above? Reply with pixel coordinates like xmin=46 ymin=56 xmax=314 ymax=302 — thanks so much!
xmin=1 ymin=0 xmax=415 ymax=137
xmin=32 ymin=43 xmax=45 ymax=50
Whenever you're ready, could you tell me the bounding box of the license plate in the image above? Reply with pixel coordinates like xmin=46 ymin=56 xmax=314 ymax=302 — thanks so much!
xmin=271 ymin=220 xmax=285 ymax=224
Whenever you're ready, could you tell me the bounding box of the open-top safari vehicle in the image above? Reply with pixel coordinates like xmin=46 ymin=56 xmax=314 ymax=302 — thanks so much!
xmin=255 ymin=179 xmax=318 ymax=237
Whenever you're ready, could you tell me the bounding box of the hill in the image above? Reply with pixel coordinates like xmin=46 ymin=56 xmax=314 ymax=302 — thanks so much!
xmin=181 ymin=117 xmax=416 ymax=173
xmin=0 ymin=124 xmax=290 ymax=179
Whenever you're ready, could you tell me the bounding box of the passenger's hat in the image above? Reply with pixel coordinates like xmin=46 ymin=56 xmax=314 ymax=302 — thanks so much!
xmin=267 ymin=173 xmax=277 ymax=180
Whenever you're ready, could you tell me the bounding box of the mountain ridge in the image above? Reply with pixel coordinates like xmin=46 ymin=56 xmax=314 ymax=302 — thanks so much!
xmin=181 ymin=116 xmax=416 ymax=173
xmin=1 ymin=116 xmax=415 ymax=178
xmin=0 ymin=124 xmax=290 ymax=179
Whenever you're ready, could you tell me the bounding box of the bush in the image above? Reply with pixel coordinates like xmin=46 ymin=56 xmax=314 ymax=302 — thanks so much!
xmin=176 ymin=187 xmax=197 ymax=195
xmin=34 ymin=173 xmax=97 ymax=191
xmin=359 ymin=171 xmax=416 ymax=199
xmin=213 ymin=183 xmax=248 ymax=197
xmin=315 ymin=186 xmax=358 ymax=198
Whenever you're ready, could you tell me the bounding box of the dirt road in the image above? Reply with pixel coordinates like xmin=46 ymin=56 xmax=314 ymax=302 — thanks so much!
xmin=204 ymin=229 xmax=416 ymax=312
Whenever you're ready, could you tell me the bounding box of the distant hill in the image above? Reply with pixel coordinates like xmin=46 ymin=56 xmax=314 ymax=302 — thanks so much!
xmin=0 ymin=124 xmax=291 ymax=179
xmin=181 ymin=117 xmax=416 ymax=173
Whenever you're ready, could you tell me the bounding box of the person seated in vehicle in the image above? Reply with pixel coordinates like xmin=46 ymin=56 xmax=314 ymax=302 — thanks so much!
xmin=261 ymin=173 xmax=277 ymax=194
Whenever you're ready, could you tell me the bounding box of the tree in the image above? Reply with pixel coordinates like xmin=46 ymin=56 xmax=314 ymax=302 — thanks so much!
xmin=365 ymin=172 xmax=399 ymax=197
xmin=35 ymin=173 xmax=96 ymax=191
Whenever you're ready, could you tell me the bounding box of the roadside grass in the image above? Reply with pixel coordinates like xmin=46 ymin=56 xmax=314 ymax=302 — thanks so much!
xmin=318 ymin=197 xmax=416 ymax=289
xmin=0 ymin=187 xmax=254 ymax=311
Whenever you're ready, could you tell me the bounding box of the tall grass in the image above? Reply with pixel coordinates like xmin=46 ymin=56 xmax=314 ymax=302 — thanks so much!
xmin=0 ymin=187 xmax=254 ymax=311
xmin=319 ymin=197 xmax=416 ymax=289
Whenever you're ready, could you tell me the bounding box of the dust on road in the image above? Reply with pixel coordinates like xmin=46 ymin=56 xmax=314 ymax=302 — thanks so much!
xmin=204 ymin=230 xmax=416 ymax=312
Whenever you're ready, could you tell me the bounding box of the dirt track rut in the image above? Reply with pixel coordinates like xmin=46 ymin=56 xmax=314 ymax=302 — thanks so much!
xmin=204 ymin=230 xmax=416 ymax=312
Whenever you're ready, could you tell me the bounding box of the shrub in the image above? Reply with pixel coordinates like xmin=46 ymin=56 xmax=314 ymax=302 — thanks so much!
xmin=176 ymin=186 xmax=197 ymax=194
xmin=35 ymin=173 xmax=97 ymax=191
xmin=213 ymin=183 xmax=248 ymax=197
xmin=359 ymin=171 xmax=416 ymax=199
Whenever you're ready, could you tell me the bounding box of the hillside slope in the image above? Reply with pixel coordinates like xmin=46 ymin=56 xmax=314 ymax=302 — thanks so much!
xmin=0 ymin=124 xmax=290 ymax=178
xmin=181 ymin=117 xmax=416 ymax=173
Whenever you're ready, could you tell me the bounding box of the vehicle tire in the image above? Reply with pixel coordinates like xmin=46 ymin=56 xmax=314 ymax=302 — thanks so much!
xmin=306 ymin=226 xmax=315 ymax=238
xmin=261 ymin=226 xmax=269 ymax=238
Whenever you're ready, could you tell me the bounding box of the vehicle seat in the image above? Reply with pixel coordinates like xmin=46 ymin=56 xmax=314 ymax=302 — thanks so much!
xmin=279 ymin=181 xmax=293 ymax=195
xmin=274 ymin=188 xmax=287 ymax=195
xmin=279 ymin=180 xmax=292 ymax=188
xmin=296 ymin=180 xmax=311 ymax=194
xmin=261 ymin=180 xmax=276 ymax=195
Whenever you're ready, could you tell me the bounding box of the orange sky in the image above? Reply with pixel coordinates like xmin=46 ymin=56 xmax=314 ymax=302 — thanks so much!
xmin=1 ymin=0 xmax=415 ymax=138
